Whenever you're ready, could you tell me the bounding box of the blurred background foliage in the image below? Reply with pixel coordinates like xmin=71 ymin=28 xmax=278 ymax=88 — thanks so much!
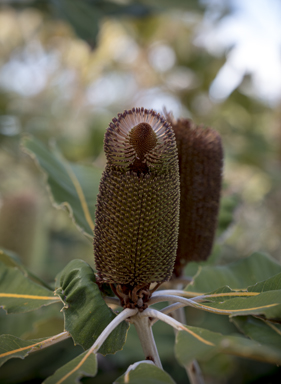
xmin=0 ymin=0 xmax=281 ymax=383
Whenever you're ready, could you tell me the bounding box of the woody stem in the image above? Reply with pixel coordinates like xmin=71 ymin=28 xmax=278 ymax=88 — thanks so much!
xmin=130 ymin=314 xmax=162 ymax=369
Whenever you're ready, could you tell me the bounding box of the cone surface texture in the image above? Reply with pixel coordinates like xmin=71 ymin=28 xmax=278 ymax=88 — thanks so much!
xmin=94 ymin=108 xmax=180 ymax=287
xmin=167 ymin=116 xmax=223 ymax=277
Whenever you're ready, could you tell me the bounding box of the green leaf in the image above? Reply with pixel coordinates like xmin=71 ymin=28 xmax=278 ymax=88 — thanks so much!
xmin=201 ymin=272 xmax=281 ymax=302
xmin=51 ymin=0 xmax=101 ymax=47
xmin=175 ymin=325 xmax=281 ymax=367
xmin=138 ymin=0 xmax=202 ymax=11
xmin=22 ymin=136 xmax=102 ymax=238
xmin=0 ymin=334 xmax=49 ymax=367
xmin=115 ymin=362 xmax=176 ymax=384
xmin=55 ymin=259 xmax=129 ymax=355
xmin=232 ymin=316 xmax=281 ymax=350
xmin=0 ymin=249 xmax=26 ymax=270
xmin=0 ymin=248 xmax=52 ymax=290
xmin=0 ymin=261 xmax=59 ymax=314
xmin=44 ymin=349 xmax=97 ymax=384
xmin=185 ymin=252 xmax=281 ymax=294
xmin=197 ymin=290 xmax=281 ymax=318
xmin=51 ymin=0 xmax=151 ymax=47
xmin=0 ymin=305 xmax=63 ymax=338
xmin=188 ymin=273 xmax=281 ymax=319
xmin=248 ymin=271 xmax=281 ymax=292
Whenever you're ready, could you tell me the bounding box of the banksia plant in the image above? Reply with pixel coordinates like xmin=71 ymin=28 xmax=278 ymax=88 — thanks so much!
xmin=166 ymin=115 xmax=223 ymax=277
xmin=6 ymin=110 xmax=277 ymax=384
xmin=94 ymin=108 xmax=180 ymax=309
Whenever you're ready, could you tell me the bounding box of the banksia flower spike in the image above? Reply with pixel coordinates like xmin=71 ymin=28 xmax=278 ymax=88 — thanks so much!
xmin=166 ymin=115 xmax=223 ymax=278
xmin=94 ymin=108 xmax=180 ymax=309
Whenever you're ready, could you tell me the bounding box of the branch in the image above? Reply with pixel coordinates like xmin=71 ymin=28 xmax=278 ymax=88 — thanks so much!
xmin=140 ymin=308 xmax=187 ymax=332
xmin=150 ymin=303 xmax=185 ymax=326
xmin=149 ymin=294 xmax=234 ymax=315
xmin=90 ymin=308 xmax=137 ymax=354
xmin=148 ymin=294 xmax=200 ymax=307
xmin=130 ymin=314 xmax=162 ymax=369
xmin=45 ymin=309 xmax=138 ymax=384
xmin=141 ymin=308 xmax=214 ymax=347
xmin=144 ymin=306 xmax=207 ymax=384
xmin=149 ymin=290 xmax=204 ymax=384
xmin=152 ymin=289 xmax=199 ymax=298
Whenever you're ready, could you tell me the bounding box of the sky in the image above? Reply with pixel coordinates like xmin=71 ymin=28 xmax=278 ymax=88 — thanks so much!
xmin=197 ymin=0 xmax=281 ymax=105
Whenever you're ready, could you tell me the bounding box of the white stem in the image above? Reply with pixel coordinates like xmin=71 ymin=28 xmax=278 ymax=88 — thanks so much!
xmin=150 ymin=294 xmax=228 ymax=313
xmin=44 ymin=310 xmax=137 ymax=384
xmin=152 ymin=290 xmax=199 ymax=298
xmin=90 ymin=308 xmax=138 ymax=354
xmin=149 ymin=294 xmax=199 ymax=307
xmin=142 ymin=309 xmax=208 ymax=384
xmin=140 ymin=308 xmax=187 ymax=332
xmin=190 ymin=295 xmax=208 ymax=302
xmin=29 ymin=331 xmax=71 ymax=353
xmin=167 ymin=283 xmax=187 ymax=327
xmin=130 ymin=314 xmax=162 ymax=369
xmin=151 ymin=294 xmax=245 ymax=316
xmin=172 ymin=304 xmax=186 ymax=325
xmin=160 ymin=302 xmax=186 ymax=316
xmin=146 ymin=306 xmax=206 ymax=384
xmin=150 ymin=302 xmax=188 ymax=326
xmin=124 ymin=360 xmax=155 ymax=382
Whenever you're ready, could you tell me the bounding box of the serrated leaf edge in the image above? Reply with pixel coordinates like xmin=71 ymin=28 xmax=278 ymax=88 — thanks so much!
xmin=21 ymin=136 xmax=94 ymax=239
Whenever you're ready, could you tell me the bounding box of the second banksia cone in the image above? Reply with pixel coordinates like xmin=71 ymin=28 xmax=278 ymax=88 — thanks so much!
xmin=94 ymin=108 xmax=180 ymax=308
xmin=166 ymin=115 xmax=223 ymax=278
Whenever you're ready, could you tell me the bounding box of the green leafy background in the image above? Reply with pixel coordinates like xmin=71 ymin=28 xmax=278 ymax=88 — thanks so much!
xmin=1 ymin=0 xmax=281 ymax=383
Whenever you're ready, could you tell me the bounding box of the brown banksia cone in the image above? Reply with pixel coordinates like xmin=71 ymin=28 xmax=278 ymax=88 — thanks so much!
xmin=94 ymin=108 xmax=180 ymax=308
xmin=166 ymin=115 xmax=223 ymax=278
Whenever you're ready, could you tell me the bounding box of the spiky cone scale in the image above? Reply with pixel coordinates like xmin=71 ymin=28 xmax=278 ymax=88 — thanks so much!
xmin=94 ymin=108 xmax=180 ymax=307
xmin=166 ymin=116 xmax=223 ymax=278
